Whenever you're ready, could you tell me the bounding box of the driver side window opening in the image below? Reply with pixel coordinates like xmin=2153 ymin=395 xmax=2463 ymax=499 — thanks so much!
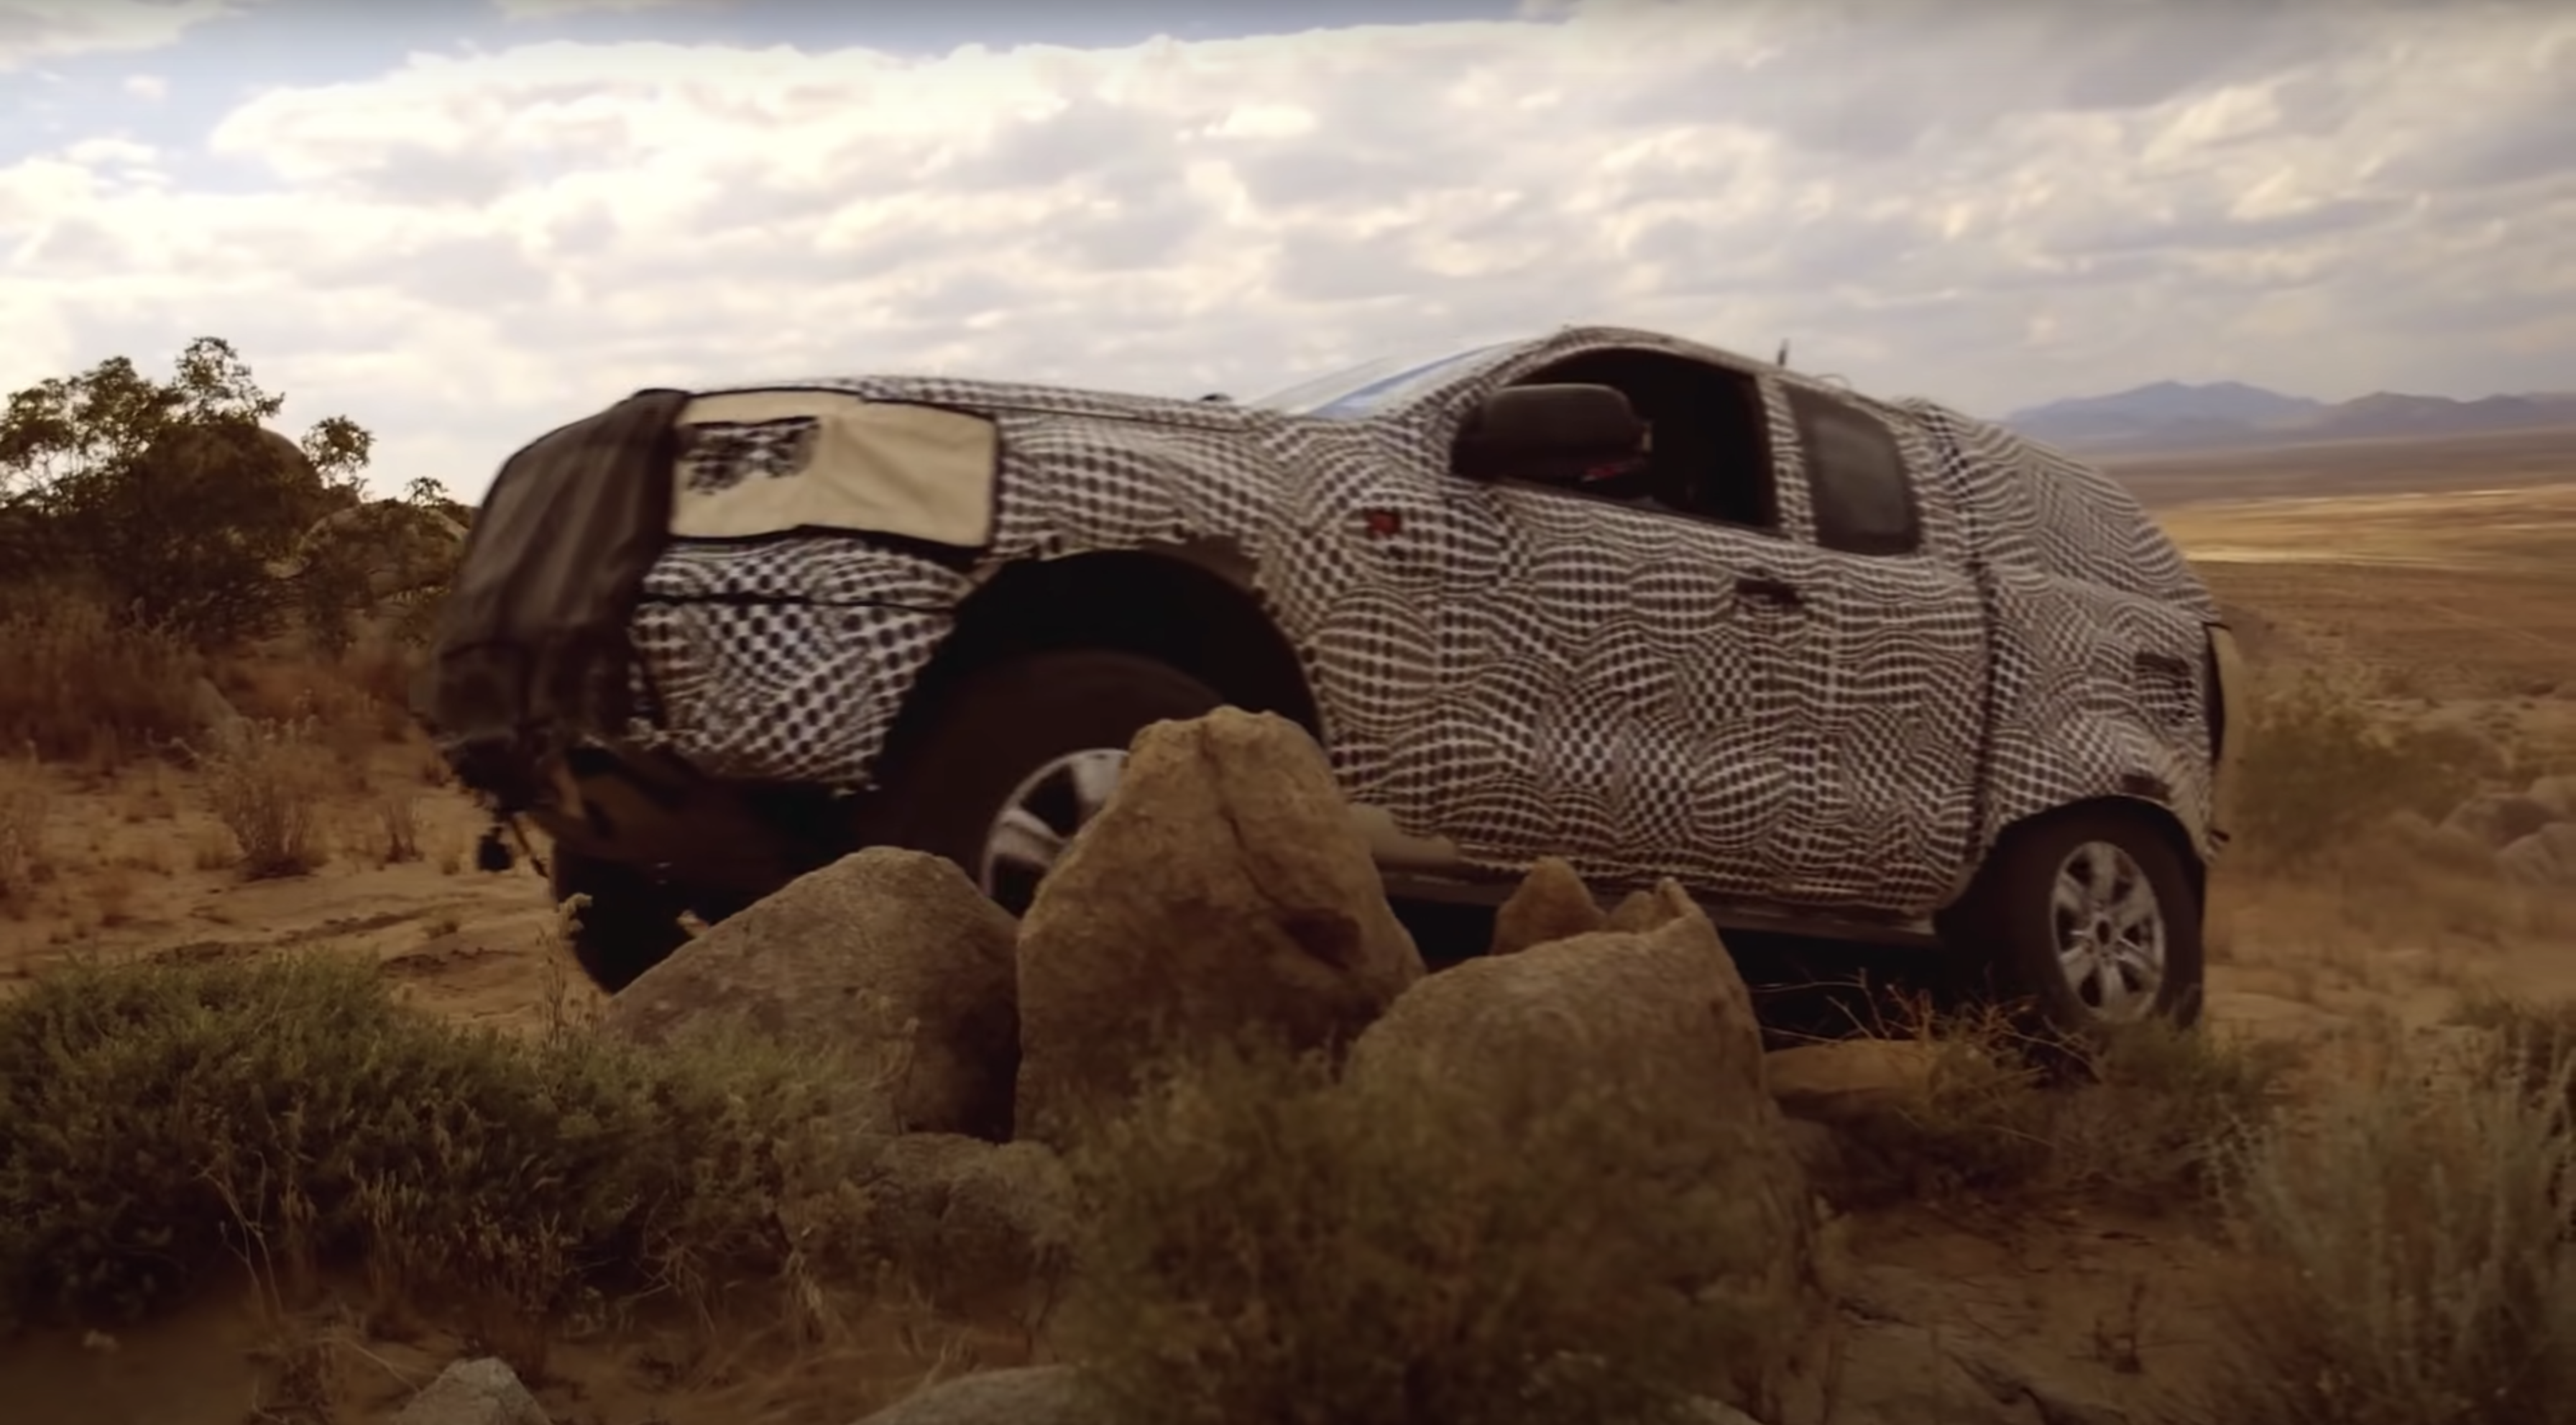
xmin=1467 ymin=349 xmax=1780 ymax=531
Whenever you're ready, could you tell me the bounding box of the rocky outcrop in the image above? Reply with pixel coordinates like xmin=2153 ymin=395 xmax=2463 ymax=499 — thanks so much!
xmin=604 ymin=848 xmax=1023 ymax=1140
xmin=1343 ymin=888 xmax=1837 ymax=1425
xmin=1487 ymin=855 xmax=1605 ymax=955
xmin=1012 ymin=707 xmax=1425 ymax=1146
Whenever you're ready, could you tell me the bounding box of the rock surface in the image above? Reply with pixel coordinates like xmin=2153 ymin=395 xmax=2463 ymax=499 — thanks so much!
xmin=1013 ymin=707 xmax=1425 ymax=1145
xmin=1487 ymin=855 xmax=1605 ymax=955
xmin=604 ymin=848 xmax=1022 ymax=1140
xmin=1607 ymin=879 xmax=1702 ymax=933
xmin=1343 ymin=886 xmax=1836 ymax=1425
xmin=2528 ymin=774 xmax=2576 ymax=822
xmin=392 ymin=1358 xmax=548 ymax=1425
xmin=2439 ymin=792 xmax=2557 ymax=851
xmin=2499 ymin=823 xmax=2576 ymax=889
xmin=1767 ymin=1040 xmax=1941 ymax=1122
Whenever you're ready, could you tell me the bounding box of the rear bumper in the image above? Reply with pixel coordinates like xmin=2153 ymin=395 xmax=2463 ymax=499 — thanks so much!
xmin=452 ymin=735 xmax=875 ymax=897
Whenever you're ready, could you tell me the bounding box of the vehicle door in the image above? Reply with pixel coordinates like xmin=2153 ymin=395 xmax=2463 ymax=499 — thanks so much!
xmin=1418 ymin=403 xmax=1812 ymax=897
xmin=1753 ymin=378 xmax=1991 ymax=915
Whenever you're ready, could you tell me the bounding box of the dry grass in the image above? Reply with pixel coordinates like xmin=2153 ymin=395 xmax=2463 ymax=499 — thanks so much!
xmin=200 ymin=718 xmax=333 ymax=879
xmin=2204 ymin=1006 xmax=2576 ymax=1425
xmin=2227 ymin=668 xmax=2502 ymax=876
xmin=369 ymin=794 xmax=423 ymax=866
xmin=1813 ymin=1007 xmax=2297 ymax=1211
xmin=0 ymin=592 xmax=204 ymax=770
xmin=0 ymin=946 xmax=884 ymax=1350
xmin=2207 ymin=663 xmax=2576 ymax=979
xmin=0 ymin=757 xmax=50 ymax=915
xmin=1058 ymin=1033 xmax=1811 ymax=1425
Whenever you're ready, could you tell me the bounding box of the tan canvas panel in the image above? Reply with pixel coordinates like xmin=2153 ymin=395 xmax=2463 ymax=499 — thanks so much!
xmin=670 ymin=390 xmax=998 ymax=546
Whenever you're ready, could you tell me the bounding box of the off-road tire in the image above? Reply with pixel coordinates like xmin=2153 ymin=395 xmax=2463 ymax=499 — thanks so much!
xmin=873 ymin=649 xmax=1228 ymax=914
xmin=1943 ymin=804 xmax=2207 ymax=1040
xmin=551 ymin=846 xmax=693 ymax=995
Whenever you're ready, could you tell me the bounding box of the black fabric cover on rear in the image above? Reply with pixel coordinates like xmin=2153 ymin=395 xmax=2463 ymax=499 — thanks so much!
xmin=416 ymin=388 xmax=691 ymax=806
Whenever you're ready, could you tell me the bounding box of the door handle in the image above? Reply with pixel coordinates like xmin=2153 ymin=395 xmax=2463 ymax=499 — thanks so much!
xmin=1735 ymin=575 xmax=1803 ymax=609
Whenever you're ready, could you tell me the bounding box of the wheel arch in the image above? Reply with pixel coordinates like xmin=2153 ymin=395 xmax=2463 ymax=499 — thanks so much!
xmin=876 ymin=544 xmax=1324 ymax=762
xmin=1971 ymin=792 xmax=2210 ymax=919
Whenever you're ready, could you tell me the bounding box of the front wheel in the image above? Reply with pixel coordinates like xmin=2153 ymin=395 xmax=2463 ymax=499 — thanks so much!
xmin=551 ymin=846 xmax=693 ymax=994
xmin=871 ymin=649 xmax=1228 ymax=915
xmin=1943 ymin=805 xmax=2206 ymax=1037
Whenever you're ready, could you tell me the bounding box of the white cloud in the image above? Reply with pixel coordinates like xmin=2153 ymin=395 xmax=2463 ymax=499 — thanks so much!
xmin=2 ymin=0 xmax=2572 ymax=502
xmin=488 ymin=0 xmax=730 ymax=21
xmin=121 ymin=72 xmax=167 ymax=101
xmin=0 ymin=0 xmax=237 ymax=71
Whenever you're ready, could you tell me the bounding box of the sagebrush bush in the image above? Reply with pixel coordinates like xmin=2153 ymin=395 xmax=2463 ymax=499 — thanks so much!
xmin=2452 ymin=991 xmax=2576 ymax=1132
xmin=1825 ymin=1008 xmax=2293 ymax=1207
xmin=2206 ymin=1027 xmax=2576 ymax=1425
xmin=1058 ymin=1035 xmax=1804 ymax=1425
xmin=201 ymin=718 xmax=330 ymax=878
xmin=0 ymin=590 xmax=204 ymax=767
xmin=2229 ymin=669 xmax=2498 ymax=873
xmin=0 ymin=950 xmax=878 ymax=1336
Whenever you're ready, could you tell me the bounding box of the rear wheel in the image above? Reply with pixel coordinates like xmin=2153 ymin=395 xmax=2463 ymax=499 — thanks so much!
xmin=551 ymin=846 xmax=692 ymax=994
xmin=1944 ymin=805 xmax=2205 ymax=1038
xmin=874 ymin=649 xmax=1228 ymax=915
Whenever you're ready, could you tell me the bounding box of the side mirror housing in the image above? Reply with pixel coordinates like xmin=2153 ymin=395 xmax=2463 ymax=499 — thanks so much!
xmin=1451 ymin=383 xmax=1646 ymax=483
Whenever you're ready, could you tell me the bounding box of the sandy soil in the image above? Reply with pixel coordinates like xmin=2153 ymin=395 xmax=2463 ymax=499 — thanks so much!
xmin=3 ymin=427 xmax=2572 ymax=1424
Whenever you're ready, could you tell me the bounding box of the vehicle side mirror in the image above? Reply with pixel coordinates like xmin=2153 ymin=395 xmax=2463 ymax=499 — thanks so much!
xmin=1450 ymin=383 xmax=1646 ymax=484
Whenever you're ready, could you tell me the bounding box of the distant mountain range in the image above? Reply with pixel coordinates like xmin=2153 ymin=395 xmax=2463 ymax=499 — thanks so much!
xmin=2002 ymin=380 xmax=2576 ymax=454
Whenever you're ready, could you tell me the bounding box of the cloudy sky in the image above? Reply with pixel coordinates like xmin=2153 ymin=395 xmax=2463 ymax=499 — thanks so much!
xmin=2 ymin=0 xmax=2570 ymax=500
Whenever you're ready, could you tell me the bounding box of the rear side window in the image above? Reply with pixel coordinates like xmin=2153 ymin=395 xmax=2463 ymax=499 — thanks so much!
xmin=1785 ymin=385 xmax=1920 ymax=556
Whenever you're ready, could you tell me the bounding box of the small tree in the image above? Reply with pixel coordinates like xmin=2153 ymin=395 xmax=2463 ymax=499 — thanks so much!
xmin=0 ymin=337 xmax=375 ymax=648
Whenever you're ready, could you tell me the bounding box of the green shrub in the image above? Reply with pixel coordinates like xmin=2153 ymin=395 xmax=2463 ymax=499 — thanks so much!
xmin=2229 ymin=670 xmax=2498 ymax=873
xmin=0 ymin=951 xmax=875 ymax=1335
xmin=2206 ymin=1032 xmax=2576 ymax=1425
xmin=1815 ymin=1008 xmax=2294 ymax=1209
xmin=1057 ymin=1035 xmax=1801 ymax=1425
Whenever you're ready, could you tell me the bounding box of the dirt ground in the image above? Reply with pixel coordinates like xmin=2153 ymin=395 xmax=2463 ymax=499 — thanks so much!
xmin=4 ymin=426 xmax=2573 ymax=1424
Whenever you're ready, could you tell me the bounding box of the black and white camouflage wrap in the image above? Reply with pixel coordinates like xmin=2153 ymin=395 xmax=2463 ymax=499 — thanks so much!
xmin=622 ymin=326 xmax=2222 ymax=919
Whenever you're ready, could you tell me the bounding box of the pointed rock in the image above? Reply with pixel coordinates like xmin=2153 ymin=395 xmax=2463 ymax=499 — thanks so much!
xmin=1489 ymin=856 xmax=1606 ymax=955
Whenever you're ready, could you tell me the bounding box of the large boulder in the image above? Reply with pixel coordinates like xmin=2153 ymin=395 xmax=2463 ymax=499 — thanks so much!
xmin=2499 ymin=824 xmax=2576 ymax=890
xmin=1342 ymin=888 xmax=1838 ymax=1425
xmin=1488 ymin=855 xmax=1606 ymax=955
xmin=1012 ymin=708 xmax=1425 ymax=1145
xmin=604 ymin=848 xmax=1022 ymax=1140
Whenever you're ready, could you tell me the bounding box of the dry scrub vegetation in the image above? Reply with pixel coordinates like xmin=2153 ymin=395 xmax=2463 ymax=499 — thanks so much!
xmin=0 ymin=594 xmax=2569 ymax=1423
xmin=0 ymin=947 xmax=881 ymax=1360
xmin=3 ymin=349 xmax=2573 ymax=1421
